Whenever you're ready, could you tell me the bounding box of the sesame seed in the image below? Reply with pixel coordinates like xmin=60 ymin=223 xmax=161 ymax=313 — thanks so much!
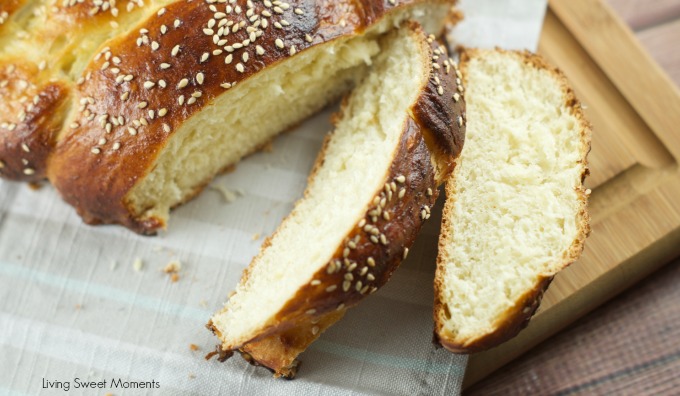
xmin=137 ymin=101 xmax=148 ymax=109
xmin=437 ymin=86 xmax=444 ymax=96
xmin=112 ymin=142 xmax=120 ymax=150
xmin=23 ymin=168 xmax=35 ymax=175
xmin=196 ymin=72 xmax=204 ymax=85
xmin=177 ymin=78 xmax=189 ymax=89
xmin=187 ymin=97 xmax=196 ymax=105
xmin=380 ymin=234 xmax=388 ymax=245
xmin=289 ymin=45 xmax=296 ymax=56
xmin=275 ymin=39 xmax=284 ymax=49
xmin=398 ymin=188 xmax=406 ymax=199
xmin=355 ymin=281 xmax=363 ymax=292
xmin=367 ymin=273 xmax=375 ymax=281
xmin=311 ymin=326 xmax=319 ymax=335
xmin=306 ymin=309 xmax=316 ymax=315
xmin=21 ymin=143 xmax=30 ymax=152
xmin=342 ymin=280 xmax=351 ymax=292
xmin=225 ymin=54 xmax=233 ymax=64
xmin=143 ymin=81 xmax=155 ymax=89
xmin=337 ymin=303 xmax=345 ymax=311
xmin=457 ymin=116 xmax=464 ymax=127
xmin=427 ymin=188 xmax=433 ymax=196
xmin=160 ymin=63 xmax=171 ymax=69
xmin=396 ymin=175 xmax=406 ymax=183
xmin=163 ymin=123 xmax=171 ymax=133
xmin=359 ymin=267 xmax=368 ymax=276
xmin=255 ymin=45 xmax=265 ymax=55
xmin=242 ymin=52 xmax=249 ymax=62
xmin=453 ymin=93 xmax=461 ymax=102
xmin=127 ymin=127 xmax=137 ymax=136
xmin=310 ymin=279 xmax=321 ymax=286
xmin=326 ymin=285 xmax=337 ymax=292
xmin=158 ymin=80 xmax=167 ymax=88
xmin=91 ymin=147 xmax=101 ymax=154
xmin=151 ymin=41 xmax=159 ymax=51
xmin=98 ymin=138 xmax=107 ymax=145
xmin=171 ymin=45 xmax=180 ymax=56
xmin=367 ymin=257 xmax=375 ymax=267
xmin=403 ymin=248 xmax=409 ymax=259
xmin=236 ymin=63 xmax=244 ymax=73
xmin=358 ymin=219 xmax=366 ymax=228
xmin=158 ymin=108 xmax=168 ymax=117
xmin=201 ymin=52 xmax=209 ymax=62
xmin=370 ymin=235 xmax=379 ymax=244
xmin=178 ymin=95 xmax=185 ymax=105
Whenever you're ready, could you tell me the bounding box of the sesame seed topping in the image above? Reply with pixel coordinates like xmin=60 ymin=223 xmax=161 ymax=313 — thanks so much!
xmin=326 ymin=285 xmax=337 ymax=292
xmin=225 ymin=54 xmax=233 ymax=64
xmin=403 ymin=248 xmax=409 ymax=259
xmin=177 ymin=78 xmax=189 ymax=89
xmin=275 ymin=38 xmax=284 ymax=49
xmin=171 ymin=45 xmax=181 ymax=56
xmin=112 ymin=142 xmax=121 ymax=150
xmin=91 ymin=147 xmax=101 ymax=154
xmin=311 ymin=326 xmax=319 ymax=335
xmin=453 ymin=93 xmax=461 ymax=102
xmin=310 ymin=280 xmax=321 ymax=286
xmin=342 ymin=280 xmax=351 ymax=292
xmin=23 ymin=168 xmax=35 ymax=175
xmin=396 ymin=175 xmax=406 ymax=183
xmin=137 ymin=101 xmax=148 ymax=109
xmin=143 ymin=81 xmax=155 ymax=89
xmin=367 ymin=273 xmax=375 ymax=281
xmin=160 ymin=63 xmax=171 ymax=69
xmin=236 ymin=63 xmax=245 ymax=73
xmin=196 ymin=73 xmax=205 ymax=85
xmin=306 ymin=309 xmax=316 ymax=315
xmin=367 ymin=257 xmax=375 ymax=267
xmin=355 ymin=281 xmax=363 ymax=292
xmin=163 ymin=123 xmax=171 ymax=133
xmin=127 ymin=127 xmax=137 ymax=136
xmin=379 ymin=234 xmax=388 ymax=245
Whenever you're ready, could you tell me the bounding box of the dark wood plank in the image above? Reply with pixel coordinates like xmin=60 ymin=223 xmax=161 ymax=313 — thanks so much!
xmin=606 ymin=0 xmax=680 ymax=30
xmin=638 ymin=19 xmax=680 ymax=86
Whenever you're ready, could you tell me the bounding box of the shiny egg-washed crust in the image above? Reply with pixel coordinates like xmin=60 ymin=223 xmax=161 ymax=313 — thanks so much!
xmin=37 ymin=0 xmax=457 ymax=234
xmin=207 ymin=25 xmax=465 ymax=378
xmin=0 ymin=60 xmax=70 ymax=181
xmin=433 ymin=48 xmax=591 ymax=354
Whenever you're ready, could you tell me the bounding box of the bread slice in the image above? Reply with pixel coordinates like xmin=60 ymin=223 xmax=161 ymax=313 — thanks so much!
xmin=0 ymin=0 xmax=458 ymax=234
xmin=207 ymin=23 xmax=465 ymax=378
xmin=433 ymin=49 xmax=591 ymax=353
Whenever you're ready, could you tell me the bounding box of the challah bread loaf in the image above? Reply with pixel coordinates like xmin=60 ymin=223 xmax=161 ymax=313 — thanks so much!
xmin=208 ymin=23 xmax=465 ymax=378
xmin=434 ymin=49 xmax=590 ymax=353
xmin=0 ymin=0 xmax=458 ymax=233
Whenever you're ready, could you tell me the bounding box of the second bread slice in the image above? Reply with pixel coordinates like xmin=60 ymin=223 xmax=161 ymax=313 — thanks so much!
xmin=434 ymin=49 xmax=591 ymax=353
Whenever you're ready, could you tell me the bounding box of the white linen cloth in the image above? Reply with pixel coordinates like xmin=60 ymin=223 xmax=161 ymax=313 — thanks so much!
xmin=0 ymin=1 xmax=546 ymax=394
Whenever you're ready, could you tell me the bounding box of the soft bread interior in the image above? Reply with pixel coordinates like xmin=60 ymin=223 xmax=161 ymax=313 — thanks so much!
xmin=126 ymin=36 xmax=377 ymax=220
xmin=211 ymin=26 xmax=427 ymax=347
xmin=438 ymin=50 xmax=586 ymax=343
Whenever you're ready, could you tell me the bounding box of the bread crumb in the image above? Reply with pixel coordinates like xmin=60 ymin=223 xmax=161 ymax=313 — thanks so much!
xmin=170 ymin=273 xmax=180 ymax=282
xmin=251 ymin=233 xmax=260 ymax=241
xmin=210 ymin=184 xmax=242 ymax=203
xmin=132 ymin=257 xmax=144 ymax=272
xmin=189 ymin=344 xmax=200 ymax=351
xmin=188 ymin=373 xmax=196 ymax=379
xmin=105 ymin=393 xmax=114 ymax=396
xmin=163 ymin=260 xmax=182 ymax=273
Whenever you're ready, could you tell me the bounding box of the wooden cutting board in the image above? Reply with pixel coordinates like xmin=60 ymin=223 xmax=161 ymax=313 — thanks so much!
xmin=463 ymin=0 xmax=680 ymax=388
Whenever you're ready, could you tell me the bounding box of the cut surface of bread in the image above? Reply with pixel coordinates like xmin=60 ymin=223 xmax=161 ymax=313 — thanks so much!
xmin=208 ymin=24 xmax=465 ymax=377
xmin=434 ymin=49 xmax=591 ymax=353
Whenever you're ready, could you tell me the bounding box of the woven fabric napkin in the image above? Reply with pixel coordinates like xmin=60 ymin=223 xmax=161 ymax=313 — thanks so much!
xmin=0 ymin=1 xmax=546 ymax=394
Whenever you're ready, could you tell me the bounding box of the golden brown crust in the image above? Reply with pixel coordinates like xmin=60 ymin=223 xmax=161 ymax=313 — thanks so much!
xmin=0 ymin=60 xmax=71 ymax=181
xmin=45 ymin=0 xmax=455 ymax=234
xmin=433 ymin=48 xmax=591 ymax=353
xmin=211 ymin=24 xmax=465 ymax=377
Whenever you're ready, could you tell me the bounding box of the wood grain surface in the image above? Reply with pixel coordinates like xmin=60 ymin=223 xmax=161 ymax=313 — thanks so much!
xmin=464 ymin=0 xmax=680 ymax=393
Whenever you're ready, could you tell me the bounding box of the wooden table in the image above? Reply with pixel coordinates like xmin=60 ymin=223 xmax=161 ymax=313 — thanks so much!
xmin=465 ymin=1 xmax=680 ymax=394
